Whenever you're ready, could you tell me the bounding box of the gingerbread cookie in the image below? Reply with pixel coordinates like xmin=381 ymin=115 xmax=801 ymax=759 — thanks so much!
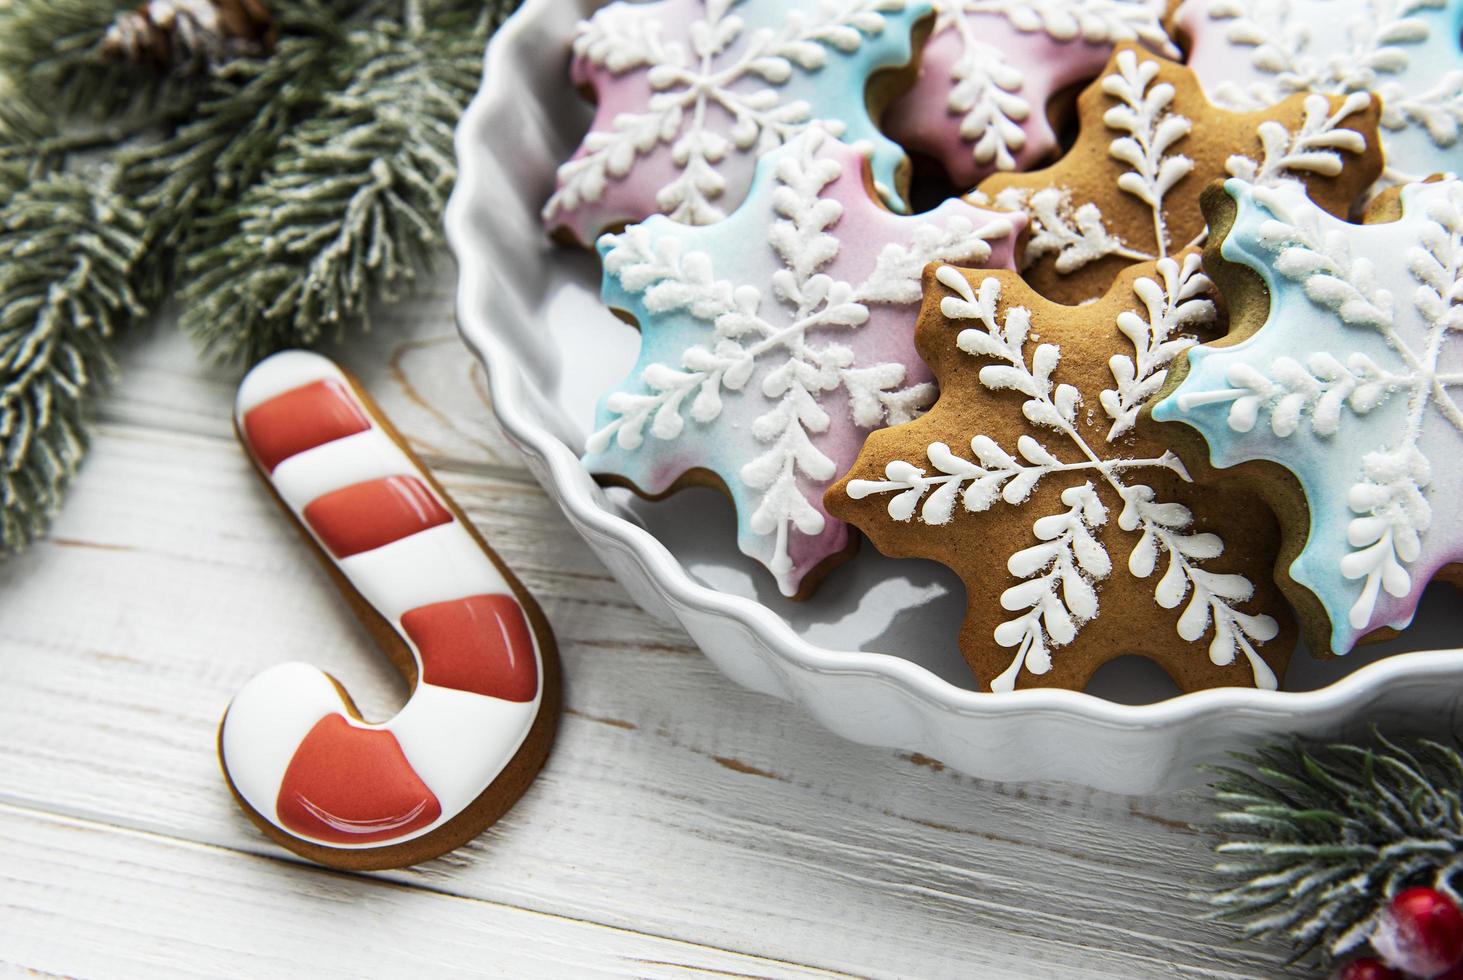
xmin=976 ymin=45 xmax=1383 ymax=304
xmin=222 ymin=351 xmax=560 ymax=870
xmin=1151 ymin=176 xmax=1463 ymax=656
xmin=1169 ymin=0 xmax=1463 ymax=184
xmin=827 ymin=255 xmax=1296 ymax=692
xmin=583 ymin=128 xmax=1021 ymax=598
xmin=542 ymin=0 xmax=935 ymax=246
xmin=885 ymin=1 xmax=1176 ymax=188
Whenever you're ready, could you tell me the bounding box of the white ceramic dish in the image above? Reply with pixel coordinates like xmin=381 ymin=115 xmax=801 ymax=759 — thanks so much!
xmin=445 ymin=0 xmax=1463 ymax=794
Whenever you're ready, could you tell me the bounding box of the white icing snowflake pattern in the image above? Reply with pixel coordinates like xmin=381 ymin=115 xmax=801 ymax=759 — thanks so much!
xmin=1161 ymin=178 xmax=1463 ymax=649
xmin=544 ymin=0 xmax=922 ymax=238
xmin=1177 ymin=0 xmax=1463 ymax=182
xmin=932 ymin=0 xmax=1174 ymax=174
xmin=986 ymin=49 xmax=1375 ymax=278
xmin=584 ymin=129 xmax=1017 ymax=596
xmin=845 ymin=255 xmax=1282 ymax=690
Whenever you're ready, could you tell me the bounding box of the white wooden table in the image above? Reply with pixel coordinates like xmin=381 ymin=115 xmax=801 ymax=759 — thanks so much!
xmin=0 ymin=266 xmax=1307 ymax=978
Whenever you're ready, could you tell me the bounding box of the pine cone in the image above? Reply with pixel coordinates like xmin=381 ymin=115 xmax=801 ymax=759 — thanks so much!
xmin=99 ymin=0 xmax=275 ymax=75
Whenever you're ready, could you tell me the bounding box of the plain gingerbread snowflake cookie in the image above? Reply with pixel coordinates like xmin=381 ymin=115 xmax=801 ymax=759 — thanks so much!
xmin=884 ymin=0 xmax=1176 ymax=189
xmin=1152 ymin=176 xmax=1463 ymax=656
xmin=583 ymin=128 xmax=1021 ymax=598
xmin=976 ymin=45 xmax=1383 ymax=303
xmin=828 ymin=255 xmax=1295 ymax=693
xmin=1169 ymin=0 xmax=1463 ymax=184
xmin=542 ymin=0 xmax=934 ymax=246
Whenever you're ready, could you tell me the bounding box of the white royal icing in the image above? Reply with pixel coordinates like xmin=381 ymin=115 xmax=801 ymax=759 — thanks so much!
xmin=543 ymin=0 xmax=934 ymax=239
xmin=1174 ymin=0 xmax=1463 ymax=184
xmin=223 ymin=350 xmax=544 ymax=850
xmin=390 ymin=685 xmax=539 ymax=820
xmin=340 ymin=524 xmax=514 ymax=624
xmin=270 ymin=428 xmax=414 ymax=512
xmin=903 ymin=0 xmax=1175 ymax=180
xmin=220 ymin=662 xmax=342 ymax=825
xmin=582 ymin=128 xmax=1019 ymax=596
xmin=846 ymin=257 xmax=1282 ymax=691
xmin=987 ymin=50 xmax=1374 ymax=283
xmin=1154 ymin=177 xmax=1463 ymax=654
xmin=235 ymin=349 xmax=351 ymax=415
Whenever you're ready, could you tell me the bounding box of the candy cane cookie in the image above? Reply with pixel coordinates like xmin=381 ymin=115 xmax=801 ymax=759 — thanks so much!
xmin=221 ymin=350 xmax=560 ymax=870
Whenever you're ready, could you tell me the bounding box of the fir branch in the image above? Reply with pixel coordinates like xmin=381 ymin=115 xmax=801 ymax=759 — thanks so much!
xmin=178 ymin=6 xmax=505 ymax=359
xmin=118 ymin=6 xmax=352 ymax=303
xmin=0 ymin=171 xmax=148 ymax=552
xmin=0 ymin=78 xmax=49 ymax=160
xmin=0 ymin=0 xmax=190 ymax=119
xmin=0 ymin=0 xmax=519 ymax=552
xmin=1201 ymin=731 xmax=1463 ymax=967
xmin=0 ymin=0 xmax=294 ymax=121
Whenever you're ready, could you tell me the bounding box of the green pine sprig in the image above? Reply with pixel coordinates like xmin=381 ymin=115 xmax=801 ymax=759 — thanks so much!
xmin=0 ymin=0 xmax=170 ymax=118
xmin=118 ymin=2 xmax=358 ymax=304
xmin=1202 ymin=732 xmax=1463 ymax=966
xmin=179 ymin=7 xmax=498 ymax=359
xmin=0 ymin=83 xmax=49 ymax=164
xmin=0 ymin=169 xmax=149 ymax=548
xmin=0 ymin=0 xmax=518 ymax=553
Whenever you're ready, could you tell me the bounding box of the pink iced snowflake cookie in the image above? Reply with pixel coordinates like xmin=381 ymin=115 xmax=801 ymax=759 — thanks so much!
xmin=582 ymin=129 xmax=1022 ymax=597
xmin=543 ymin=0 xmax=935 ymax=246
xmin=1170 ymin=0 xmax=1463 ymax=183
xmin=885 ymin=1 xmax=1176 ymax=189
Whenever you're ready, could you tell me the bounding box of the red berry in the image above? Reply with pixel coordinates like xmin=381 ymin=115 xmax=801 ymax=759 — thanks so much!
xmin=1372 ymin=887 xmax=1463 ymax=978
xmin=1333 ymin=957 xmax=1401 ymax=980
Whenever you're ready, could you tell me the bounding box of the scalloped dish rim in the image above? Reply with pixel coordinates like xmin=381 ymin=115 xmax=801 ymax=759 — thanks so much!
xmin=443 ymin=0 xmax=1463 ymax=780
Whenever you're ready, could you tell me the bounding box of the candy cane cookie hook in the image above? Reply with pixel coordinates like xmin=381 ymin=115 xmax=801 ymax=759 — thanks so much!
xmin=220 ymin=350 xmax=560 ymax=870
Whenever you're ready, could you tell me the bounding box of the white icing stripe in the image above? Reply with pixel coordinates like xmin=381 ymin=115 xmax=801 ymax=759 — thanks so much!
xmin=221 ymin=669 xmax=545 ymax=850
xmin=340 ymin=524 xmax=514 ymax=623
xmin=270 ymin=429 xmax=415 ymax=512
xmin=390 ymin=684 xmax=539 ymax=819
xmin=220 ymin=662 xmax=342 ymax=824
xmin=235 ymin=349 xmax=347 ymax=416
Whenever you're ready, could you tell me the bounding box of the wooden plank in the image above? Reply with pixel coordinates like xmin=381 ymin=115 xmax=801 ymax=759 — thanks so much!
xmin=0 ymin=802 xmax=843 ymax=979
xmin=0 ymin=413 xmax=1304 ymax=977
xmin=98 ymin=268 xmax=527 ymax=473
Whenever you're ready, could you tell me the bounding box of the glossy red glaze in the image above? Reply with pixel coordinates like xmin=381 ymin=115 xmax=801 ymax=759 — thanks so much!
xmin=303 ymin=476 xmax=452 ymax=558
xmin=402 ymin=594 xmax=538 ymax=702
xmin=241 ymin=379 xmax=371 ymax=472
xmin=276 ymin=714 xmax=442 ymax=845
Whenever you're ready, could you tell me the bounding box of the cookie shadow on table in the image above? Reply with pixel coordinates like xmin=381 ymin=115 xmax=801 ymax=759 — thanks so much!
xmin=607 ymin=483 xmax=1463 ymax=705
xmin=606 ymin=483 xmax=977 ymax=689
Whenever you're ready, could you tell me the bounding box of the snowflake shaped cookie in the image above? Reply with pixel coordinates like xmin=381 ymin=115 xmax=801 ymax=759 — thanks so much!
xmin=828 ymin=255 xmax=1294 ymax=692
xmin=976 ymin=45 xmax=1383 ymax=303
xmin=1171 ymin=0 xmax=1463 ymax=183
xmin=583 ymin=129 xmax=1021 ymax=597
xmin=543 ymin=0 xmax=932 ymax=246
xmin=884 ymin=0 xmax=1176 ymax=188
xmin=1152 ymin=176 xmax=1463 ymax=655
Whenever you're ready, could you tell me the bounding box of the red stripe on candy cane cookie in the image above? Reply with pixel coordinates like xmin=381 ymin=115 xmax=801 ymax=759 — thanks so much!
xmin=402 ymin=595 xmax=538 ymax=702
xmin=241 ymin=379 xmax=372 ymax=472
xmin=277 ymin=715 xmax=443 ymax=844
xmin=220 ymin=350 xmax=555 ymax=870
xmin=304 ymin=476 xmax=452 ymax=559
